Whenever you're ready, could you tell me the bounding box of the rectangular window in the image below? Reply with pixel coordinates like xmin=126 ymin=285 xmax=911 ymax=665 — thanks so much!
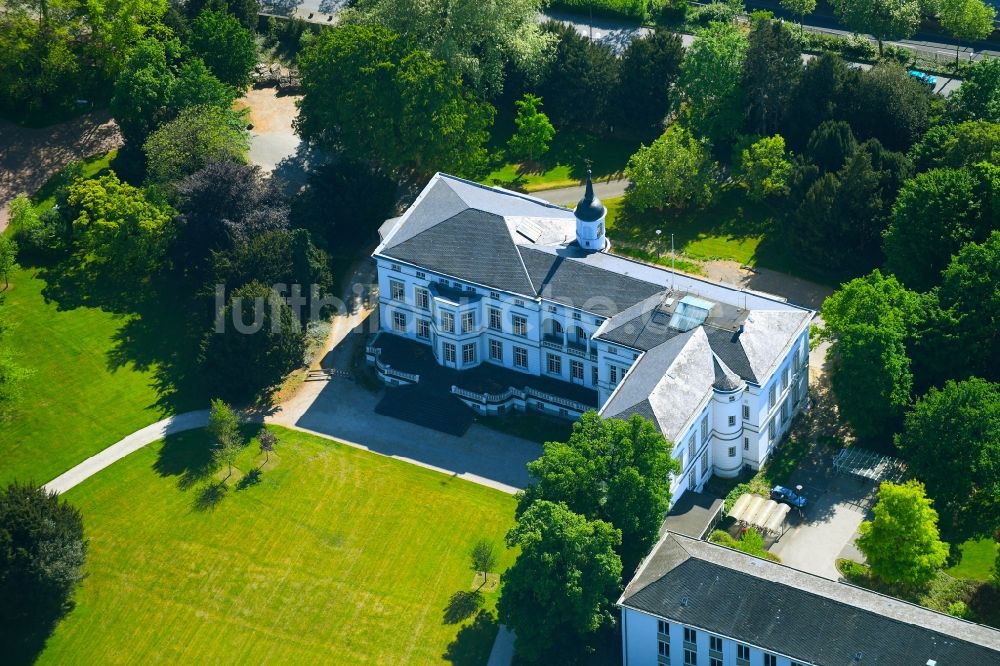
xmin=547 ymin=305 xmax=557 ymax=313
xmin=728 ymin=415 xmax=736 ymax=426
xmin=769 ymin=419 xmax=776 ymax=442
xmin=443 ymin=342 xmax=456 ymax=363
xmin=657 ymin=620 xmax=669 ymax=636
xmin=490 ymin=290 xmax=500 ymax=300
xmin=415 ymin=271 xmax=425 ymax=279
xmin=441 ymin=311 xmax=455 ymax=333
xmin=570 ymin=360 xmax=584 ymax=380
xmin=392 ymin=311 xmax=407 ymax=332
xmin=610 ymin=365 xmax=619 ymax=384
xmin=701 ymin=416 xmax=708 ymax=441
xmin=415 ymin=287 xmax=429 ymax=310
xmin=729 ymin=446 xmax=736 ymax=457
xmin=709 ymin=635 xmax=722 ymax=652
xmin=764 ymin=655 xmax=777 ymax=666
xmin=489 ymin=308 xmax=502 ymax=331
xmin=784 ymin=366 xmax=791 ymax=390
xmin=572 ymin=312 xmax=581 ymax=320
xmin=512 ymin=314 xmax=527 ymax=337
xmin=658 ymin=641 xmax=670 ymax=664
xmin=709 ymin=659 xmax=721 ymax=666
xmin=742 ymin=405 xmax=750 ymax=419
xmin=390 ymin=263 xmax=401 ymax=272
xmin=546 ymin=353 xmax=561 ymax=375
xmin=513 ymin=346 xmax=528 ymax=369
xmin=769 ymin=384 xmax=776 ymax=409
xmin=700 ymin=453 xmax=708 ymax=476
xmin=462 ymin=343 xmax=476 ymax=364
xmin=782 ymin=399 xmax=790 ymax=423
xmin=736 ymin=644 xmax=751 ymax=666
xmin=489 ymin=339 xmax=503 ymax=361
xmin=416 ymin=318 xmax=430 ymax=339
xmin=461 ymin=311 xmax=475 ymax=334
xmin=514 ymin=298 xmax=525 ymax=307
xmin=390 ymin=279 xmax=405 ymax=301
xmin=592 ymin=366 xmax=599 ymax=385
xmin=687 ymin=436 xmax=695 ymax=462
xmin=607 ymin=345 xmax=617 ymax=355
xmin=683 ymin=627 xmax=696 ymax=644
xmin=684 ymin=649 xmax=697 ymax=665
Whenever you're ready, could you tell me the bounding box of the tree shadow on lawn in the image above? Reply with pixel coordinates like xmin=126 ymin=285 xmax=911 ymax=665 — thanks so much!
xmin=0 ymin=600 xmax=76 ymax=666
xmin=443 ymin=590 xmax=484 ymax=625
xmin=442 ymin=609 xmax=499 ymax=666
xmin=154 ymin=424 xmax=266 ymax=492
xmin=193 ymin=480 xmax=228 ymax=511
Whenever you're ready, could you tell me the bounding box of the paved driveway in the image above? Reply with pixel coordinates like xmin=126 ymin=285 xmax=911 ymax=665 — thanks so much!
xmin=769 ymin=476 xmax=872 ymax=579
xmin=275 ymin=375 xmax=541 ymax=493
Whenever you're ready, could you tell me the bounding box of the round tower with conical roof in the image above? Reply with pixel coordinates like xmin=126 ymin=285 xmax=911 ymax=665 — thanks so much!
xmin=574 ymin=170 xmax=607 ymax=252
xmin=711 ymin=354 xmax=746 ymax=478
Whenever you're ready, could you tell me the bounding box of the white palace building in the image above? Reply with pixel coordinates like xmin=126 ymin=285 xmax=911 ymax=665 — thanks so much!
xmin=369 ymin=172 xmax=812 ymax=504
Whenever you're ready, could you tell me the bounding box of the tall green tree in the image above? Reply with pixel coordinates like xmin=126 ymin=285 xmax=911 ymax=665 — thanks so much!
xmin=742 ymin=17 xmax=802 ymax=136
xmin=201 ymin=281 xmax=306 ymax=401
xmin=190 ymin=9 xmax=256 ymax=89
xmin=0 ymin=235 xmax=17 ymax=289
xmin=144 ymin=105 xmax=250 ymax=185
xmin=884 ymin=167 xmax=983 ymax=290
xmin=847 ymin=64 xmax=930 ymax=152
xmin=738 ymin=135 xmax=792 ymax=201
xmin=938 ymin=0 xmax=996 ymax=64
xmin=856 ymin=480 xmax=949 ymax=588
xmin=828 ymin=323 xmax=913 ymax=441
xmin=785 ymin=53 xmax=858 ymax=150
xmin=347 ymin=0 xmax=554 ymax=95
xmin=676 ymin=20 xmax=749 ymax=147
xmin=0 ymin=482 xmax=87 ymax=622
xmin=536 ymin=21 xmax=619 ymax=133
xmin=296 ymin=25 xmax=494 ymax=176
xmin=780 ymin=0 xmax=817 ymax=33
xmin=947 ymin=57 xmax=1000 ymax=122
xmin=208 ymin=399 xmax=242 ymax=478
xmin=909 ymin=120 xmax=1000 ymax=170
xmin=615 ymin=28 xmax=685 ymax=136
xmin=65 ymin=172 xmax=174 ymax=279
xmin=625 ymin=125 xmax=718 ymax=212
xmin=895 ymin=378 xmax=1000 ymax=542
xmin=936 ymin=232 xmax=1000 ymax=383
xmin=507 ymin=94 xmax=555 ymax=164
xmin=517 ymin=412 xmax=680 ymax=577
xmin=498 ymin=501 xmax=622 ymax=664
xmin=830 ymin=0 xmax=922 ymax=56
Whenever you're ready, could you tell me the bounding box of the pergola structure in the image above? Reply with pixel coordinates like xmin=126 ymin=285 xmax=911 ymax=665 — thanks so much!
xmin=832 ymin=447 xmax=907 ymax=484
xmin=728 ymin=493 xmax=791 ymax=536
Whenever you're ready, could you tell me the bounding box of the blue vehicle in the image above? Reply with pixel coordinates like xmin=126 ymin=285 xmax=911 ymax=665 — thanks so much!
xmin=771 ymin=485 xmax=807 ymax=509
xmin=909 ymin=70 xmax=938 ymax=89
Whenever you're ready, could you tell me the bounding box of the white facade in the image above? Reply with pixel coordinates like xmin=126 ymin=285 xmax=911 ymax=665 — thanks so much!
xmin=621 ymin=607 xmax=811 ymax=666
xmin=371 ymin=173 xmax=813 ymax=506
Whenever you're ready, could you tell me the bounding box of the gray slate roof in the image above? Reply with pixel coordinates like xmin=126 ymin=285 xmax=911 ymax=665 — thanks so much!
xmin=621 ymin=533 xmax=1000 ymax=665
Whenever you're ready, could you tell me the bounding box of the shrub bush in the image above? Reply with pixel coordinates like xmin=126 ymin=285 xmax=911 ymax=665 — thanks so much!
xmin=687 ymin=1 xmax=740 ymax=26
xmin=550 ymin=0 xmax=649 ymax=21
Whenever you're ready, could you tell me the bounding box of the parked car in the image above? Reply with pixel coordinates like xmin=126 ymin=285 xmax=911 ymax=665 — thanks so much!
xmin=771 ymin=485 xmax=807 ymax=509
xmin=908 ymin=70 xmax=938 ymax=89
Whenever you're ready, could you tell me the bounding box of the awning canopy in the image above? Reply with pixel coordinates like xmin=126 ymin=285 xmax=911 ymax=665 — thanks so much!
xmin=833 ymin=447 xmax=907 ymax=484
xmin=728 ymin=493 xmax=790 ymax=535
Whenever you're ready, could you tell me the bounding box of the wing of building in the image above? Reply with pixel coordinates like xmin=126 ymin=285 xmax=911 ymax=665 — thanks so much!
xmin=619 ymin=532 xmax=1000 ymax=665
xmin=370 ymin=172 xmax=813 ymax=504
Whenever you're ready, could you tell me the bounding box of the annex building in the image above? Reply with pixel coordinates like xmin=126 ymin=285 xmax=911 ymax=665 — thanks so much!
xmin=370 ymin=173 xmax=812 ymax=503
xmin=619 ymin=532 xmax=1000 ymax=665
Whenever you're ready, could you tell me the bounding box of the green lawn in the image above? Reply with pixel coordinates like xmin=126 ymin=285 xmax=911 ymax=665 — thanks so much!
xmin=946 ymin=539 xmax=998 ymax=581
xmin=38 ymin=426 xmax=516 ymax=665
xmin=0 ymin=265 xmax=184 ymax=486
xmin=32 ymin=149 xmax=117 ymax=213
xmin=1 ymin=149 xmax=204 ymax=486
xmin=483 ymin=131 xmax=635 ymax=192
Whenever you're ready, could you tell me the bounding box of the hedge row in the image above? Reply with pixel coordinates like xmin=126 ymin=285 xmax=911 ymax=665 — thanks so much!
xmin=549 ymin=0 xmax=651 ymax=21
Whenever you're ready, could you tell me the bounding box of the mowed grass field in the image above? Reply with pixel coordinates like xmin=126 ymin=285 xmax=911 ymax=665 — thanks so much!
xmin=39 ymin=426 xmax=516 ymax=665
xmin=0 ymin=265 xmax=171 ymax=486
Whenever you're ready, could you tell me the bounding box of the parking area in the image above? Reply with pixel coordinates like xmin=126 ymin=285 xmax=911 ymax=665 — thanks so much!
xmin=769 ymin=475 xmax=873 ymax=580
